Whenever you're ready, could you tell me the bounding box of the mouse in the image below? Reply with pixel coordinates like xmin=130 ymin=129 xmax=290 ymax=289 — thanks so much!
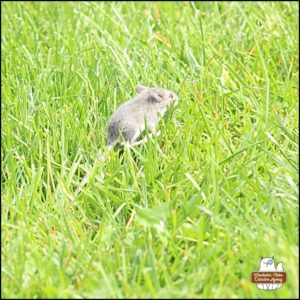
xmin=74 ymin=83 xmax=179 ymax=197
xmin=107 ymin=83 xmax=179 ymax=148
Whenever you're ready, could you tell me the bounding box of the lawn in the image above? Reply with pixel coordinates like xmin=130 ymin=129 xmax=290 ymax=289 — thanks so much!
xmin=1 ymin=1 xmax=299 ymax=298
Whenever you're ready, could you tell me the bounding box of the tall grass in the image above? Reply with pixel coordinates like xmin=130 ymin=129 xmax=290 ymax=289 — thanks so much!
xmin=1 ymin=1 xmax=299 ymax=298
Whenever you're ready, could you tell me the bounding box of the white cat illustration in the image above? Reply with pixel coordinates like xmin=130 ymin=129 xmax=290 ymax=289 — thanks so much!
xmin=257 ymin=257 xmax=284 ymax=290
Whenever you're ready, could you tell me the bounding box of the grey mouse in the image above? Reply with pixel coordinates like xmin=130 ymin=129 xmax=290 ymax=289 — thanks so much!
xmin=107 ymin=83 xmax=179 ymax=147
xmin=74 ymin=84 xmax=179 ymax=197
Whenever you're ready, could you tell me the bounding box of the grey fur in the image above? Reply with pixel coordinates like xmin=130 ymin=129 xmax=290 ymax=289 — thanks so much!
xmin=107 ymin=84 xmax=178 ymax=146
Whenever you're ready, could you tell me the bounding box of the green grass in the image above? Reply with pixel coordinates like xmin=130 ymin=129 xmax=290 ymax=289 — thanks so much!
xmin=1 ymin=1 xmax=299 ymax=298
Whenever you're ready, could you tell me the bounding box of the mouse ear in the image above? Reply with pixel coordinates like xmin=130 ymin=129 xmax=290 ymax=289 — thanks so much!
xmin=136 ymin=83 xmax=149 ymax=94
xmin=148 ymin=90 xmax=164 ymax=102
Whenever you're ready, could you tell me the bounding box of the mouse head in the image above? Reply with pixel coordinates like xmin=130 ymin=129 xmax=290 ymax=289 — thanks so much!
xmin=136 ymin=84 xmax=178 ymax=107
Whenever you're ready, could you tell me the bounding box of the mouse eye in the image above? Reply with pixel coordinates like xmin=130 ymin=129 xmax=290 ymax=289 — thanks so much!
xmin=169 ymin=93 xmax=174 ymax=99
xmin=158 ymin=92 xmax=164 ymax=99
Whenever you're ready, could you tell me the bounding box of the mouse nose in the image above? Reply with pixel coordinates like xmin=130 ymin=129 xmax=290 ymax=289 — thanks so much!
xmin=169 ymin=93 xmax=174 ymax=99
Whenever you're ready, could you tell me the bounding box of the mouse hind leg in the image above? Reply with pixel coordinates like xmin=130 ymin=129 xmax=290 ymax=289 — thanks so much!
xmin=129 ymin=123 xmax=160 ymax=147
xmin=108 ymin=120 xmax=141 ymax=146
xmin=120 ymin=126 xmax=141 ymax=145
